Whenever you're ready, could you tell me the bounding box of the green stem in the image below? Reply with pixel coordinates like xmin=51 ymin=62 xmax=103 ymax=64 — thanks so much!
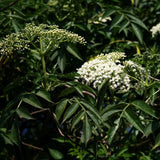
xmin=39 ymin=37 xmax=47 ymax=88
xmin=41 ymin=54 xmax=46 ymax=78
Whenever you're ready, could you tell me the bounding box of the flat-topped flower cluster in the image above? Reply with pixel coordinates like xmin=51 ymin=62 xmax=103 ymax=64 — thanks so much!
xmin=76 ymin=52 xmax=147 ymax=93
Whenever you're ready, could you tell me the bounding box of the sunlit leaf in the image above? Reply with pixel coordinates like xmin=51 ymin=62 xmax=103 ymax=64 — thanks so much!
xmin=153 ymin=133 xmax=160 ymax=149
xmin=48 ymin=148 xmax=64 ymax=159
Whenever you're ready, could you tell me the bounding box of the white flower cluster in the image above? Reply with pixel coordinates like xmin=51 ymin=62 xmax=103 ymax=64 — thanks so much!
xmin=150 ymin=23 xmax=160 ymax=37
xmin=123 ymin=60 xmax=147 ymax=82
xmin=76 ymin=52 xmax=130 ymax=93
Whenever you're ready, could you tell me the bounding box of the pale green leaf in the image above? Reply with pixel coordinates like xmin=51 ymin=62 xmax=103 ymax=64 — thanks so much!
xmin=48 ymin=148 xmax=64 ymax=159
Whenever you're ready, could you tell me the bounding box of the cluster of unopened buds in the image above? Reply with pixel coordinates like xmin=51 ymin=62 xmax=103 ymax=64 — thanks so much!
xmin=0 ymin=23 xmax=86 ymax=55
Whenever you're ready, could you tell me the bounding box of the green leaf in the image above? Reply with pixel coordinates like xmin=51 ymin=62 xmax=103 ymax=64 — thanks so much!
xmin=153 ymin=133 xmax=160 ymax=149
xmin=1 ymin=134 xmax=13 ymax=145
xmin=71 ymin=111 xmax=85 ymax=130
xmin=102 ymin=109 xmax=122 ymax=121
xmin=57 ymin=52 xmax=66 ymax=73
xmin=149 ymin=87 xmax=157 ymax=105
xmin=22 ymin=94 xmax=42 ymax=109
xmin=131 ymin=100 xmax=157 ymax=118
xmin=11 ymin=121 xmax=21 ymax=146
xmin=66 ymin=82 xmax=84 ymax=97
xmin=50 ymin=50 xmax=59 ymax=61
xmin=111 ymin=14 xmax=124 ymax=29
xmin=123 ymin=108 xmax=144 ymax=133
xmin=4 ymin=97 xmax=19 ymax=112
xmin=33 ymin=89 xmax=52 ymax=103
xmin=62 ymin=103 xmax=79 ymax=123
xmin=67 ymin=44 xmax=83 ymax=60
xmin=16 ymin=107 xmax=34 ymax=119
xmin=108 ymin=118 xmax=121 ymax=144
xmin=52 ymin=137 xmax=70 ymax=143
xmin=48 ymin=148 xmax=64 ymax=159
xmin=119 ymin=20 xmax=130 ymax=33
xmin=0 ymin=133 xmax=5 ymax=151
xmin=8 ymin=14 xmax=24 ymax=20
xmin=59 ymin=87 xmax=76 ymax=97
xmin=101 ymin=102 xmax=126 ymax=115
xmin=74 ymin=85 xmax=84 ymax=97
xmin=12 ymin=20 xmax=20 ymax=33
xmin=81 ymin=100 xmax=102 ymax=121
xmin=97 ymin=79 xmax=108 ymax=110
xmin=131 ymin=23 xmax=143 ymax=43
xmin=55 ymin=99 xmax=68 ymax=120
xmin=144 ymin=121 xmax=160 ymax=137
xmin=86 ymin=110 xmax=101 ymax=130
xmin=74 ymin=24 xmax=86 ymax=31
xmin=82 ymin=115 xmax=91 ymax=146
xmin=127 ymin=14 xmax=148 ymax=30
xmin=103 ymin=9 xmax=116 ymax=19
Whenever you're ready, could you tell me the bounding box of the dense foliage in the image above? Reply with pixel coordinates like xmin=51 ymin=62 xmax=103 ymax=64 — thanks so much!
xmin=0 ymin=0 xmax=160 ymax=159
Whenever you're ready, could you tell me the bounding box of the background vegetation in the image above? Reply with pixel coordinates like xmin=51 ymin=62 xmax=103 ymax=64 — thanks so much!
xmin=0 ymin=0 xmax=160 ymax=159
